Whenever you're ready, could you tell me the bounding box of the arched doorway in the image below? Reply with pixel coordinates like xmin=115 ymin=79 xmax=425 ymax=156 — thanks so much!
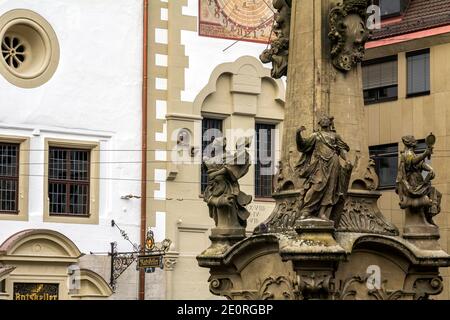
xmin=0 ymin=229 xmax=112 ymax=300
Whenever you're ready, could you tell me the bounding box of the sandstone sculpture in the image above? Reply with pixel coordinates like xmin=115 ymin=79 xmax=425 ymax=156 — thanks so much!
xmin=203 ymin=137 xmax=253 ymax=248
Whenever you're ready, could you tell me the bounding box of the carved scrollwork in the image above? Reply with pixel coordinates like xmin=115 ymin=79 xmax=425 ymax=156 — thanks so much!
xmin=208 ymin=275 xmax=296 ymax=300
xmin=163 ymin=257 xmax=178 ymax=271
xmin=258 ymin=276 xmax=296 ymax=300
xmin=254 ymin=194 xmax=299 ymax=234
xmin=209 ymin=277 xmax=233 ymax=298
xmin=413 ymin=276 xmax=443 ymax=300
xmin=338 ymin=197 xmax=399 ymax=236
xmin=338 ymin=276 xmax=415 ymax=300
xmin=328 ymin=0 xmax=371 ymax=72
xmin=298 ymin=272 xmax=333 ymax=300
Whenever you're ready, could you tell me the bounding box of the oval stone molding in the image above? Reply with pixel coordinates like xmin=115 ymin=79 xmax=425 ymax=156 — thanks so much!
xmin=0 ymin=9 xmax=60 ymax=88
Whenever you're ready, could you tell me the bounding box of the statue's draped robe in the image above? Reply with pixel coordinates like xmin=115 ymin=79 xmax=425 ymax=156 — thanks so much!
xmin=204 ymin=149 xmax=252 ymax=227
xmin=296 ymin=131 xmax=351 ymax=215
xmin=396 ymin=149 xmax=442 ymax=222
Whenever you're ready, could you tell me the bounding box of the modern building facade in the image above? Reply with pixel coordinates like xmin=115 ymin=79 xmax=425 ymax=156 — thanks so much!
xmin=363 ymin=0 xmax=450 ymax=298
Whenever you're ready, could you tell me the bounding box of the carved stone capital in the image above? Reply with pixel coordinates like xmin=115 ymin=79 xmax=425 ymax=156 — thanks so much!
xmin=298 ymin=271 xmax=333 ymax=300
xmin=163 ymin=252 xmax=179 ymax=271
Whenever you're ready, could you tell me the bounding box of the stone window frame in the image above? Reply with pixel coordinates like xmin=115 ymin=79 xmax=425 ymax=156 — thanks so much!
xmin=0 ymin=135 xmax=29 ymax=221
xmin=43 ymin=138 xmax=100 ymax=225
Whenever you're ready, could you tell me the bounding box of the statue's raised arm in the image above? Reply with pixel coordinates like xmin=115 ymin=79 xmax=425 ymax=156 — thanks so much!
xmin=203 ymin=137 xmax=253 ymax=247
xmin=396 ymin=134 xmax=441 ymax=229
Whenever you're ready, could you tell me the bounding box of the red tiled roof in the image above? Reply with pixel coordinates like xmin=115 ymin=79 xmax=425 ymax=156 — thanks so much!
xmin=370 ymin=0 xmax=450 ymax=40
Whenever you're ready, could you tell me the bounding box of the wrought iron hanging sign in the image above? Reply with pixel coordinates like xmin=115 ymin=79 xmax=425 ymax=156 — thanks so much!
xmin=104 ymin=220 xmax=171 ymax=291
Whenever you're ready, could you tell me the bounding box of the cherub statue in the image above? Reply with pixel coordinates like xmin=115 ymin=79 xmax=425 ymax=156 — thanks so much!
xmin=295 ymin=115 xmax=353 ymax=221
xmin=203 ymin=137 xmax=253 ymax=234
xmin=396 ymin=134 xmax=441 ymax=226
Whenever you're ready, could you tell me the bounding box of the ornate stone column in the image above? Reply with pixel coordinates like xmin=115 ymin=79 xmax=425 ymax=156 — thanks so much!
xmin=281 ymin=0 xmax=371 ymax=181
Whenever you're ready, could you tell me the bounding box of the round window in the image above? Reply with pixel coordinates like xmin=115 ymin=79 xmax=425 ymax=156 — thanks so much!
xmin=0 ymin=9 xmax=59 ymax=88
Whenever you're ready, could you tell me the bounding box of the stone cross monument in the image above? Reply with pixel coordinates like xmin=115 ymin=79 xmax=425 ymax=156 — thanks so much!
xmin=197 ymin=0 xmax=450 ymax=300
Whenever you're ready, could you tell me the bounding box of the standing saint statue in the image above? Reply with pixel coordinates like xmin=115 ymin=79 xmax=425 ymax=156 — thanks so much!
xmin=295 ymin=115 xmax=353 ymax=221
xmin=396 ymin=134 xmax=441 ymax=226
xmin=203 ymin=137 xmax=253 ymax=235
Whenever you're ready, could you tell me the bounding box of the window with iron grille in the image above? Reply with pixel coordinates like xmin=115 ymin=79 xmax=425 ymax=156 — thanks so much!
xmin=407 ymin=49 xmax=430 ymax=97
xmin=255 ymin=123 xmax=275 ymax=198
xmin=0 ymin=143 xmax=19 ymax=214
xmin=48 ymin=147 xmax=90 ymax=216
xmin=369 ymin=143 xmax=398 ymax=189
xmin=201 ymin=118 xmax=223 ymax=193
xmin=362 ymin=56 xmax=398 ymax=105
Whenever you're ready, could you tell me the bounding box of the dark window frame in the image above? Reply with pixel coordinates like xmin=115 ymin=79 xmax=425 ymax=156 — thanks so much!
xmin=201 ymin=118 xmax=223 ymax=194
xmin=0 ymin=142 xmax=19 ymax=214
xmin=364 ymin=85 xmax=398 ymax=105
xmin=48 ymin=146 xmax=91 ymax=217
xmin=369 ymin=143 xmax=398 ymax=190
xmin=406 ymin=48 xmax=431 ymax=98
xmin=0 ymin=279 xmax=5 ymax=293
xmin=362 ymin=55 xmax=398 ymax=105
xmin=255 ymin=123 xmax=276 ymax=199
xmin=371 ymin=0 xmax=407 ymax=19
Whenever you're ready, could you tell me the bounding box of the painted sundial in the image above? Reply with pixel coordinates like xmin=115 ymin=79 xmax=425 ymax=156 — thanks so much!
xmin=199 ymin=0 xmax=275 ymax=43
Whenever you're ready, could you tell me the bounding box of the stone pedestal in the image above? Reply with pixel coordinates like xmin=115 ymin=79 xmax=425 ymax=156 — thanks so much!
xmin=403 ymin=207 xmax=440 ymax=250
xmin=281 ymin=219 xmax=346 ymax=300
xmin=337 ymin=189 xmax=399 ymax=235
xmin=197 ymin=232 xmax=450 ymax=300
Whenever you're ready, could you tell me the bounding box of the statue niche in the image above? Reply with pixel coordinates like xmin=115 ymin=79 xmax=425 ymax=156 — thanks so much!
xmin=203 ymin=136 xmax=253 ymax=246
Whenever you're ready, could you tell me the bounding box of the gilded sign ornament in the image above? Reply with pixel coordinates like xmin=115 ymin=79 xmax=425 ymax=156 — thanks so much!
xmin=328 ymin=0 xmax=371 ymax=72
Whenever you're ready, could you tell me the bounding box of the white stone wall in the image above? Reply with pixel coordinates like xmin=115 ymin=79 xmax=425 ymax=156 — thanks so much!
xmin=0 ymin=0 xmax=144 ymax=255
